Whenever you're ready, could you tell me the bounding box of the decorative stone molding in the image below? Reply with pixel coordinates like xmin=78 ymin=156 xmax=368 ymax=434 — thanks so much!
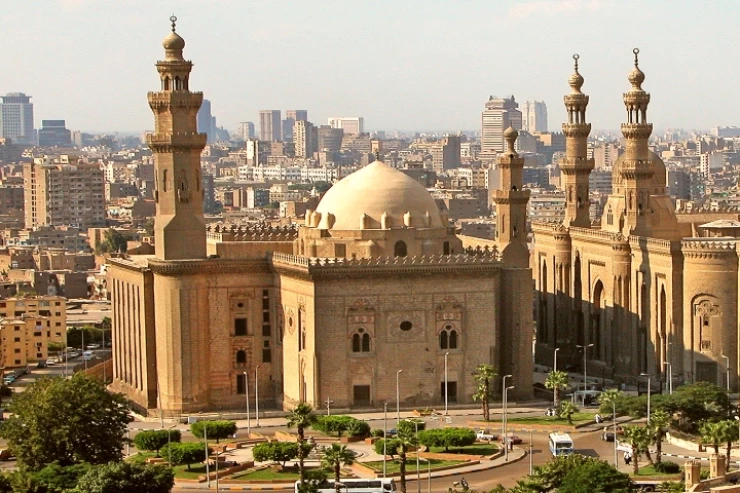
xmin=148 ymin=258 xmax=271 ymax=276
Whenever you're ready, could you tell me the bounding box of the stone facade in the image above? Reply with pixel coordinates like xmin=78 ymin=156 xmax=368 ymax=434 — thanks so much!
xmin=533 ymin=51 xmax=740 ymax=389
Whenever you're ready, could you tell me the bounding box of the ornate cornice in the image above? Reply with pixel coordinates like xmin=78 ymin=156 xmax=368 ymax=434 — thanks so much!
xmin=148 ymin=257 xmax=272 ymax=276
xmin=682 ymin=239 xmax=738 ymax=260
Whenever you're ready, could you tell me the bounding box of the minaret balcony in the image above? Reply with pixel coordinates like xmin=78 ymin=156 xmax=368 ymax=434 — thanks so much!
xmin=562 ymin=123 xmax=592 ymax=138
xmin=146 ymin=132 xmax=207 ymax=151
xmin=620 ymin=123 xmax=653 ymax=139
xmin=492 ymin=189 xmax=531 ymax=204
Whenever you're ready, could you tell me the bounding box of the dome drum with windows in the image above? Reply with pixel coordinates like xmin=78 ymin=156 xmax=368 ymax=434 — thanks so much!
xmin=296 ymin=158 xmax=462 ymax=259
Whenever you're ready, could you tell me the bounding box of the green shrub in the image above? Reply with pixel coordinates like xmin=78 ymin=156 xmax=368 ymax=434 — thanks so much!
xmin=313 ymin=415 xmax=369 ymax=437
xmin=371 ymin=429 xmax=384 ymax=437
xmin=252 ymin=442 xmax=300 ymax=466
xmin=133 ymin=429 xmax=182 ymax=452
xmin=373 ymin=438 xmax=402 ymax=457
xmin=348 ymin=419 xmax=371 ymax=437
xmin=159 ymin=442 xmax=210 ymax=470
xmin=654 ymin=461 xmax=680 ymax=474
xmin=190 ymin=420 xmax=237 ymax=443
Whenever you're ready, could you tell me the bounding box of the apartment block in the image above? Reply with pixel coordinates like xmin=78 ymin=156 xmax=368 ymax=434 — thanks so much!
xmin=23 ymin=159 xmax=106 ymax=229
xmin=0 ymin=296 xmax=67 ymax=368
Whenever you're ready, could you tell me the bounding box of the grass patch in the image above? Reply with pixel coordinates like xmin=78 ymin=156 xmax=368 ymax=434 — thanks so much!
xmin=506 ymin=412 xmax=594 ymax=426
xmin=632 ymin=464 xmax=682 ymax=478
xmin=429 ymin=444 xmax=498 ymax=455
xmin=126 ymin=452 xmax=157 ymax=464
xmin=362 ymin=459 xmax=464 ymax=474
xmin=231 ymin=467 xmax=333 ymax=481
xmin=173 ymin=464 xmax=209 ymax=480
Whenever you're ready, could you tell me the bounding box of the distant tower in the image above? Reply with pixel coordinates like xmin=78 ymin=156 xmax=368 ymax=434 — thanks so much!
xmin=0 ymin=93 xmax=34 ymax=144
xmin=492 ymin=127 xmax=530 ymax=267
xmin=481 ymin=96 xmax=522 ymax=155
xmin=560 ymin=54 xmax=594 ymax=228
xmin=146 ymin=16 xmax=207 ymax=260
xmin=619 ymin=49 xmax=654 ymax=236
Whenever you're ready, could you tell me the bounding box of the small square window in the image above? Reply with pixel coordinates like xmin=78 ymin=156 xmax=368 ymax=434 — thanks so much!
xmin=262 ymin=324 xmax=271 ymax=337
xmin=262 ymin=348 xmax=272 ymax=363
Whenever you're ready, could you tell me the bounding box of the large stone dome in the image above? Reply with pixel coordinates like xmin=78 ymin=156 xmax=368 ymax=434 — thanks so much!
xmin=313 ymin=160 xmax=444 ymax=230
xmin=612 ymin=150 xmax=666 ymax=188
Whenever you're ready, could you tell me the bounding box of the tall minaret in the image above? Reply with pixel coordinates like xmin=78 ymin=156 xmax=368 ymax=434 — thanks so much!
xmin=560 ymin=54 xmax=594 ymax=228
xmin=146 ymin=16 xmax=207 ymax=260
xmin=493 ymin=127 xmax=531 ymax=267
xmin=619 ymin=48 xmax=654 ymax=236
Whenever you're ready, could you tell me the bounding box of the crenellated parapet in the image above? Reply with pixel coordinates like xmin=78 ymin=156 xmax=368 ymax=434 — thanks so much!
xmin=682 ymin=238 xmax=738 ymax=260
xmin=206 ymin=223 xmax=298 ymax=242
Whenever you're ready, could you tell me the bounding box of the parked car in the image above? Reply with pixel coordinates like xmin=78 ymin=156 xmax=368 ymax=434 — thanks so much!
xmin=476 ymin=430 xmax=498 ymax=441
xmin=45 ymin=359 xmax=56 ymax=366
xmin=0 ymin=449 xmax=14 ymax=461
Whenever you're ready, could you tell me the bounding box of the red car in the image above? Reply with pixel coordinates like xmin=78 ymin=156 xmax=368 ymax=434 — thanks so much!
xmin=500 ymin=434 xmax=522 ymax=445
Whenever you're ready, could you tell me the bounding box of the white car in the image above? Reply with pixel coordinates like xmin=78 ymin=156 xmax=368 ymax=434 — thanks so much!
xmin=616 ymin=440 xmax=634 ymax=454
xmin=476 ymin=430 xmax=498 ymax=441
xmin=45 ymin=358 xmax=56 ymax=366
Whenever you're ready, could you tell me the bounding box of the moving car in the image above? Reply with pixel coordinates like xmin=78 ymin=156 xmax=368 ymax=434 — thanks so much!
xmin=500 ymin=433 xmax=522 ymax=445
xmin=601 ymin=431 xmax=615 ymax=442
xmin=45 ymin=359 xmax=56 ymax=366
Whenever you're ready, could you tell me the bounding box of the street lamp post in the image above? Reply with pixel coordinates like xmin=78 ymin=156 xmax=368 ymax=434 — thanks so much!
xmin=167 ymin=423 xmax=177 ymax=465
xmin=402 ymin=419 xmax=422 ymax=493
xmin=396 ymin=370 xmax=403 ymax=423
xmin=641 ymin=373 xmax=651 ymax=423
xmin=204 ymin=422 xmax=210 ymax=488
xmin=553 ymin=347 xmax=560 ymax=407
xmin=504 ymin=385 xmax=515 ymax=462
xmin=576 ymin=344 xmax=594 ymax=407
xmin=501 ymin=374 xmax=512 ymax=439
xmin=722 ymin=354 xmax=731 ymax=394
xmin=243 ymin=371 xmax=250 ymax=436
xmin=383 ymin=403 xmax=388 ymax=478
xmin=528 ymin=429 xmax=533 ymax=475
xmin=255 ymin=365 xmax=260 ymax=427
xmin=663 ymin=362 xmax=673 ymax=395
xmin=417 ymin=457 xmax=431 ymax=493
xmin=612 ymin=400 xmax=617 ymax=468
xmin=444 ymin=352 xmax=449 ymax=415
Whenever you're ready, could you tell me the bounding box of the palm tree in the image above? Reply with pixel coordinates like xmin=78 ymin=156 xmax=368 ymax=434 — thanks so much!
xmin=472 ymin=364 xmax=497 ymax=421
xmin=321 ymin=444 xmax=356 ymax=493
xmin=648 ymin=409 xmax=672 ymax=464
xmin=717 ymin=419 xmax=739 ymax=466
xmin=700 ymin=421 xmax=724 ymax=454
xmin=557 ymin=401 xmax=579 ymax=425
xmin=545 ymin=370 xmax=569 ymax=409
xmin=286 ymin=403 xmax=317 ymax=486
xmin=623 ymin=425 xmax=651 ymax=475
xmin=394 ymin=420 xmax=420 ymax=493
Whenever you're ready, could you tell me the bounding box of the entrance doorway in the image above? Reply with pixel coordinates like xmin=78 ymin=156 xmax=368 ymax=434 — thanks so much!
xmin=441 ymin=381 xmax=458 ymax=403
xmin=353 ymin=385 xmax=371 ymax=406
xmin=696 ymin=362 xmax=718 ymax=385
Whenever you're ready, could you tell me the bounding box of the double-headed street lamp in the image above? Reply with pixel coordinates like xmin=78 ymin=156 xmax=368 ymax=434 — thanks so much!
xmin=576 ymin=344 xmax=594 ymax=406
xmin=417 ymin=456 xmax=432 ymax=493
xmin=243 ymin=371 xmax=251 ymax=436
xmin=663 ymin=362 xmax=673 ymax=395
xmin=396 ymin=370 xmax=403 ymax=423
xmin=553 ymin=347 xmax=560 ymax=408
xmin=444 ymin=352 xmax=450 ymax=415
xmin=501 ymin=374 xmax=512 ymax=438
xmin=402 ymin=419 xmax=423 ymax=493
xmin=255 ymin=365 xmax=261 ymax=427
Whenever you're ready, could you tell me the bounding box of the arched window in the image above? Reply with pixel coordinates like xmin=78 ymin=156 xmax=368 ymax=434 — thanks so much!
xmin=236 ymin=350 xmax=246 ymax=366
xmin=162 ymin=170 xmax=168 ymax=192
xmin=174 ymin=76 xmax=181 ymax=90
xmin=352 ymin=328 xmax=371 ymax=353
xmin=394 ymin=241 xmax=407 ymax=257
xmin=440 ymin=325 xmax=458 ymax=350
xmin=163 ymin=77 xmax=170 ymax=91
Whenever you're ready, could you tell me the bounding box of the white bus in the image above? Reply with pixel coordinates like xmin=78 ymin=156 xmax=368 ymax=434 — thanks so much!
xmin=549 ymin=432 xmax=574 ymax=456
xmin=295 ymin=479 xmax=396 ymax=493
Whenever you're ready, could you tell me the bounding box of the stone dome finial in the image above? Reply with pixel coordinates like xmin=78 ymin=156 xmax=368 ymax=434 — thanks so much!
xmin=568 ymin=54 xmax=584 ymax=94
xmin=504 ymin=126 xmax=518 ymax=153
xmin=628 ymin=48 xmax=645 ymax=90
xmin=162 ymin=15 xmax=185 ymax=60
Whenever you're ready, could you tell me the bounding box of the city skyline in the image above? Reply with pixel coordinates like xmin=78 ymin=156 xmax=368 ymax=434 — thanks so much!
xmin=1 ymin=0 xmax=738 ymax=133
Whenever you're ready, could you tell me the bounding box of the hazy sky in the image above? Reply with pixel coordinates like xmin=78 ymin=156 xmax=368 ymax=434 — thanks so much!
xmin=2 ymin=0 xmax=738 ymax=134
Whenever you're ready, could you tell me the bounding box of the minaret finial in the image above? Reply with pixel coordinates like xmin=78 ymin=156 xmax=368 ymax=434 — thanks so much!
xmin=633 ymin=48 xmax=639 ymax=67
xmin=573 ymin=54 xmax=580 ymax=73
xmin=170 ymin=14 xmax=178 ymax=32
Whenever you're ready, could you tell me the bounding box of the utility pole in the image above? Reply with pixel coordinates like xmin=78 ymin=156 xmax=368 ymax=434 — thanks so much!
xmin=326 ymin=398 xmax=333 ymax=416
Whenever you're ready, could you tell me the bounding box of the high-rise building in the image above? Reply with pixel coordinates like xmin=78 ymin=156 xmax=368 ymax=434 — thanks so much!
xmin=197 ymin=99 xmax=213 ymax=143
xmin=23 ymin=158 xmax=106 ymax=229
xmin=521 ymin=101 xmax=548 ymax=133
xmin=317 ymin=125 xmax=343 ymax=153
xmin=294 ymin=120 xmax=317 ymax=158
xmin=237 ymin=122 xmax=255 ymax=141
xmin=260 ymin=110 xmax=282 ymax=142
xmin=481 ymin=96 xmax=522 ymax=156
xmin=328 ymin=117 xmax=364 ymax=135
xmin=0 ymin=93 xmax=34 ymax=145
xmin=38 ymin=120 xmax=72 ymax=147
xmin=282 ymin=111 xmax=308 ymax=144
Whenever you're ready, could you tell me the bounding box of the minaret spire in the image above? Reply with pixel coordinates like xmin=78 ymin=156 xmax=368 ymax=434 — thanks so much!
xmin=619 ymin=47 xmax=653 ymax=235
xmin=492 ymin=127 xmax=530 ymax=267
xmin=560 ymin=54 xmax=594 ymax=227
xmin=146 ymin=17 xmax=207 ymax=260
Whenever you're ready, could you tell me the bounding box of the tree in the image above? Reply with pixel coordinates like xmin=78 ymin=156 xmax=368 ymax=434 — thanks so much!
xmin=159 ymin=442 xmax=209 ymax=471
xmin=252 ymin=442 xmax=300 ymax=466
xmin=134 ymin=429 xmax=182 ymax=452
xmin=73 ymin=462 xmax=174 ymax=493
xmin=417 ymin=428 xmax=476 ymax=452
xmin=598 ymin=389 xmax=623 ymax=417
xmin=648 ymin=410 xmax=672 ymax=464
xmin=674 ymin=382 xmax=729 ymax=430
xmin=545 ymin=371 xmax=569 ymax=409
xmin=509 ymin=453 xmax=634 ymax=493
xmin=286 ymin=403 xmax=318 ymax=486
xmin=700 ymin=421 xmax=723 ymax=454
xmin=622 ymin=426 xmax=651 ymax=475
xmin=472 ymin=364 xmax=497 ymax=421
xmin=0 ymin=374 xmax=131 ymax=471
xmin=321 ymin=444 xmax=356 ymax=493
xmin=373 ymin=438 xmax=402 ymax=459
xmin=190 ymin=420 xmax=237 ymax=444
xmin=557 ymin=401 xmax=579 ymax=425
xmin=98 ymin=229 xmax=129 ymax=254
xmin=718 ymin=420 xmax=739 ymax=466
xmin=312 ymin=416 xmax=369 ymax=437
xmin=11 ymin=461 xmax=93 ymax=493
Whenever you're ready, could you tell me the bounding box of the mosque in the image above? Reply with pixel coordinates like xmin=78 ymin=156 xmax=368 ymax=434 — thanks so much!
xmin=533 ymin=50 xmax=740 ymax=390
xmin=108 ymin=19 xmax=534 ymax=414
